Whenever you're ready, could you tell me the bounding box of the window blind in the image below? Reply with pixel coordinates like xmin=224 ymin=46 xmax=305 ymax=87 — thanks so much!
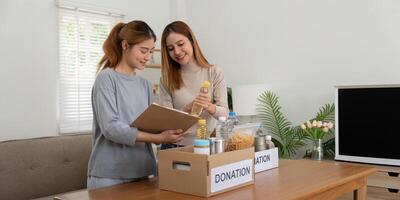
xmin=58 ymin=7 xmax=122 ymax=134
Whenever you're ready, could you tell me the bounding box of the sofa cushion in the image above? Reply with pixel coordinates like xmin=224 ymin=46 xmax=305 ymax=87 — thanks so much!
xmin=0 ymin=134 xmax=92 ymax=200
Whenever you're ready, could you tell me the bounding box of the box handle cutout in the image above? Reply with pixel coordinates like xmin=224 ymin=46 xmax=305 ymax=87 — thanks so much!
xmin=172 ymin=161 xmax=191 ymax=171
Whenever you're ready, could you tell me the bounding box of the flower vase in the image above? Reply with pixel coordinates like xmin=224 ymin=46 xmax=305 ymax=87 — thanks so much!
xmin=311 ymin=139 xmax=323 ymax=160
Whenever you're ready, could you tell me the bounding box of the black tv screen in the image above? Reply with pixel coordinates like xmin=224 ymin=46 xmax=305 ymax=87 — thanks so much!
xmin=335 ymin=86 xmax=400 ymax=166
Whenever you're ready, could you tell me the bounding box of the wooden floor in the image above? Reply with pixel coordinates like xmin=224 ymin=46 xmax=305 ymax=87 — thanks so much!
xmin=337 ymin=186 xmax=399 ymax=200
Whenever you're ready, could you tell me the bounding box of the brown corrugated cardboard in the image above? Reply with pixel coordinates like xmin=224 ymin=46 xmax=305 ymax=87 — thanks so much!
xmin=131 ymin=103 xmax=199 ymax=133
xmin=158 ymin=146 xmax=254 ymax=197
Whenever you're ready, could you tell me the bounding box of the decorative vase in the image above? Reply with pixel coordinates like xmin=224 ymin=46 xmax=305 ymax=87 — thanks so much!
xmin=311 ymin=139 xmax=324 ymax=160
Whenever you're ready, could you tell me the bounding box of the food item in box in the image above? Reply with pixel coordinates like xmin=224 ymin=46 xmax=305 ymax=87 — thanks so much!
xmin=226 ymin=132 xmax=254 ymax=151
xmin=225 ymin=123 xmax=260 ymax=151
xmin=193 ymin=139 xmax=210 ymax=155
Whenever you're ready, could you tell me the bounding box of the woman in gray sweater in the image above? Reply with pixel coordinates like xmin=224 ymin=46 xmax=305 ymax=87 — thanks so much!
xmin=87 ymin=20 xmax=186 ymax=189
xmin=159 ymin=21 xmax=228 ymax=148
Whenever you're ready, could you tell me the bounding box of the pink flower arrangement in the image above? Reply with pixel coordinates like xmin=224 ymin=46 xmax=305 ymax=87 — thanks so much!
xmin=300 ymin=120 xmax=334 ymax=140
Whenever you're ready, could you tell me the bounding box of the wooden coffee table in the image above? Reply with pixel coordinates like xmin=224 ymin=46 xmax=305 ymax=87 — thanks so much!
xmin=35 ymin=159 xmax=376 ymax=200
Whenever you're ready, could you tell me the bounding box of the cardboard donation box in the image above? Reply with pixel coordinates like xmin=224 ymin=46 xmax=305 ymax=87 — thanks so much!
xmin=254 ymin=147 xmax=279 ymax=173
xmin=158 ymin=146 xmax=255 ymax=197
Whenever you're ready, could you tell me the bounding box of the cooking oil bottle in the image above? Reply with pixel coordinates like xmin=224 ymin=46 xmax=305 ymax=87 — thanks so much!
xmin=190 ymin=81 xmax=210 ymax=116
xmin=196 ymin=119 xmax=207 ymax=139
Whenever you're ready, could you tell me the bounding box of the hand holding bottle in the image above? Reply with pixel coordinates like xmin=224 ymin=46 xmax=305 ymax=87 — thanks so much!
xmin=190 ymin=81 xmax=211 ymax=116
xmin=193 ymin=92 xmax=212 ymax=109
xmin=184 ymin=93 xmax=214 ymax=114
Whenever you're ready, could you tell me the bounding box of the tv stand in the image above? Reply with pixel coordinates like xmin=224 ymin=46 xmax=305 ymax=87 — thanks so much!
xmin=327 ymin=160 xmax=400 ymax=199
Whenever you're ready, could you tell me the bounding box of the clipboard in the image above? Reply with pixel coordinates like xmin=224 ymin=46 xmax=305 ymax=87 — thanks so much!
xmin=131 ymin=103 xmax=200 ymax=133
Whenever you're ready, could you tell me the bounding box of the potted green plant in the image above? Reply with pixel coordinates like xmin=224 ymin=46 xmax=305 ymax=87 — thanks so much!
xmin=256 ymin=90 xmax=335 ymax=159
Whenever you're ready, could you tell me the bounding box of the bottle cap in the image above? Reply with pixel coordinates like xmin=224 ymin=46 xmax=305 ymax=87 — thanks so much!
xmin=218 ymin=116 xmax=226 ymax=121
xmin=266 ymin=135 xmax=272 ymax=141
xmin=198 ymin=119 xmax=206 ymax=125
xmin=256 ymin=127 xmax=264 ymax=136
xmin=202 ymin=81 xmax=210 ymax=88
xmin=193 ymin=139 xmax=210 ymax=147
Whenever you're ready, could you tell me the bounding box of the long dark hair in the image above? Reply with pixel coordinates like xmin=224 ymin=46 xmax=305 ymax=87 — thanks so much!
xmin=161 ymin=21 xmax=212 ymax=92
xmin=97 ymin=20 xmax=156 ymax=72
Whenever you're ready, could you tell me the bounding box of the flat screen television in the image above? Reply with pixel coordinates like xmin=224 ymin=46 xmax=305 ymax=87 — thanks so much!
xmin=335 ymin=85 xmax=400 ymax=166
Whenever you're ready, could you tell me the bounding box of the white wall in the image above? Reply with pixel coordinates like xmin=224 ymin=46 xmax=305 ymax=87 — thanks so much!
xmin=0 ymin=0 xmax=170 ymax=141
xmin=137 ymin=0 xmax=187 ymax=83
xmin=184 ymin=0 xmax=400 ymax=125
xmin=2 ymin=0 xmax=400 ymax=141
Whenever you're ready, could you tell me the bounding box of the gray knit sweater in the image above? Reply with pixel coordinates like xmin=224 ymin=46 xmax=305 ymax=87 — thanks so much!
xmin=88 ymin=68 xmax=156 ymax=179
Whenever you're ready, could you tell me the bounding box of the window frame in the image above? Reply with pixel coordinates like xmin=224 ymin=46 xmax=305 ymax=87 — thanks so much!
xmin=57 ymin=2 xmax=124 ymax=134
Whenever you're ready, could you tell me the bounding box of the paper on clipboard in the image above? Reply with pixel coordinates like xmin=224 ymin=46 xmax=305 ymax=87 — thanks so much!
xmin=131 ymin=103 xmax=200 ymax=134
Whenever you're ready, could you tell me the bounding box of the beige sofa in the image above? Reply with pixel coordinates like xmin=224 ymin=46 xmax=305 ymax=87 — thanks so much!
xmin=0 ymin=134 xmax=92 ymax=200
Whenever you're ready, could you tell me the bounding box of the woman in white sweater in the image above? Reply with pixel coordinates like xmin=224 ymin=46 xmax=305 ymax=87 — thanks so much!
xmin=159 ymin=21 xmax=228 ymax=148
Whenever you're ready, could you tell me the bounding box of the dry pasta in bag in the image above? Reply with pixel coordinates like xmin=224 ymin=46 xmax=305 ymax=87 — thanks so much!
xmin=226 ymin=123 xmax=260 ymax=151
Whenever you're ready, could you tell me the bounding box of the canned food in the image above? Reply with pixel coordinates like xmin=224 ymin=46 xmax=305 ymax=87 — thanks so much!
xmin=255 ymin=135 xmax=266 ymax=145
xmin=209 ymin=138 xmax=225 ymax=154
xmin=214 ymin=138 xmax=225 ymax=154
xmin=254 ymin=135 xmax=267 ymax=152
xmin=193 ymin=139 xmax=210 ymax=155
xmin=209 ymin=137 xmax=217 ymax=154
xmin=255 ymin=144 xmax=267 ymax=152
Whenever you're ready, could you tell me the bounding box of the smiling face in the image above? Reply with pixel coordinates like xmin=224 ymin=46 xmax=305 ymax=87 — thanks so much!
xmin=123 ymin=38 xmax=155 ymax=71
xmin=165 ymin=32 xmax=194 ymax=65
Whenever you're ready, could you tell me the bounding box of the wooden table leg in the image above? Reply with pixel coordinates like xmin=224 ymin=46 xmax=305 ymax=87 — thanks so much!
xmin=353 ymin=184 xmax=367 ymax=200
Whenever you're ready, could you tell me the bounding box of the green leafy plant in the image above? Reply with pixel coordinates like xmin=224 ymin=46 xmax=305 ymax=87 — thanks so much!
xmin=256 ymin=91 xmax=307 ymax=158
xmin=323 ymin=137 xmax=335 ymax=158
xmin=257 ymin=91 xmax=335 ymax=158
xmin=314 ymin=103 xmax=335 ymax=122
xmin=227 ymin=87 xmax=233 ymax=111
